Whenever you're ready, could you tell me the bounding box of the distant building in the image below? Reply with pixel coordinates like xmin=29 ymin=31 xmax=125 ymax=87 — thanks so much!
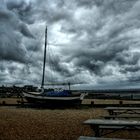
xmin=23 ymin=85 xmax=38 ymax=92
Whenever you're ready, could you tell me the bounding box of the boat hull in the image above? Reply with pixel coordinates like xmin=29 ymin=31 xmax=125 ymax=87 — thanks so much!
xmin=22 ymin=91 xmax=85 ymax=106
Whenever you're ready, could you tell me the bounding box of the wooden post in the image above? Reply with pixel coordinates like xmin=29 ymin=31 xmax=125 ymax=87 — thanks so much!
xmin=119 ymin=100 xmax=123 ymax=106
xmin=91 ymin=101 xmax=94 ymax=107
xmin=93 ymin=125 xmax=100 ymax=137
xmin=109 ymin=110 xmax=113 ymax=115
xmin=2 ymin=101 xmax=5 ymax=105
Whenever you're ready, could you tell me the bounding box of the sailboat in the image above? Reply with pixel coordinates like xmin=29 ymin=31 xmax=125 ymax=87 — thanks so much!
xmin=22 ymin=26 xmax=86 ymax=106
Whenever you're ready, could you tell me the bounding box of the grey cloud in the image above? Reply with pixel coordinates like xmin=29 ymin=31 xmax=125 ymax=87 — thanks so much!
xmin=27 ymin=0 xmax=73 ymax=25
xmin=6 ymin=0 xmax=34 ymax=24
xmin=0 ymin=0 xmax=34 ymax=63
xmin=19 ymin=23 xmax=34 ymax=38
xmin=1 ymin=0 xmax=140 ymax=88
xmin=46 ymin=54 xmax=74 ymax=78
xmin=122 ymin=66 xmax=140 ymax=73
xmin=0 ymin=28 xmax=27 ymax=63
xmin=7 ymin=0 xmax=26 ymax=10
xmin=54 ymin=0 xmax=140 ymax=87
xmin=115 ymin=51 xmax=140 ymax=66
xmin=76 ymin=0 xmax=95 ymax=8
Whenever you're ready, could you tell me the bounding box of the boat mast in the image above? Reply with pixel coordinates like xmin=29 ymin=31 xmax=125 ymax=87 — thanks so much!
xmin=41 ymin=26 xmax=47 ymax=88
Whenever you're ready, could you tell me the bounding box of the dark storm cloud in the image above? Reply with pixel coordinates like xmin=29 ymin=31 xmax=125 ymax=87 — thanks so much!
xmin=0 ymin=0 xmax=39 ymax=85
xmin=30 ymin=0 xmax=140 ymax=88
xmin=1 ymin=0 xmax=140 ymax=88
xmin=50 ymin=0 xmax=140 ymax=87
xmin=19 ymin=23 xmax=34 ymax=38
xmin=0 ymin=0 xmax=34 ymax=64
xmin=115 ymin=51 xmax=140 ymax=66
xmin=6 ymin=0 xmax=34 ymax=24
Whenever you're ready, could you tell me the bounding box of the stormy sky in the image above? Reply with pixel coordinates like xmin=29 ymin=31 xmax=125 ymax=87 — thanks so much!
xmin=1 ymin=0 xmax=140 ymax=89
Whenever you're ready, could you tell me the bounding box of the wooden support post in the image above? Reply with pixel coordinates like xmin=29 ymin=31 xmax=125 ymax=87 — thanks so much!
xmin=109 ymin=110 xmax=113 ymax=115
xmin=91 ymin=101 xmax=94 ymax=107
xmin=91 ymin=125 xmax=100 ymax=137
xmin=119 ymin=101 xmax=123 ymax=106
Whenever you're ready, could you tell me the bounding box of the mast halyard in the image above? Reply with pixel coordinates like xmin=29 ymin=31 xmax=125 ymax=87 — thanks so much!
xmin=41 ymin=26 xmax=47 ymax=88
